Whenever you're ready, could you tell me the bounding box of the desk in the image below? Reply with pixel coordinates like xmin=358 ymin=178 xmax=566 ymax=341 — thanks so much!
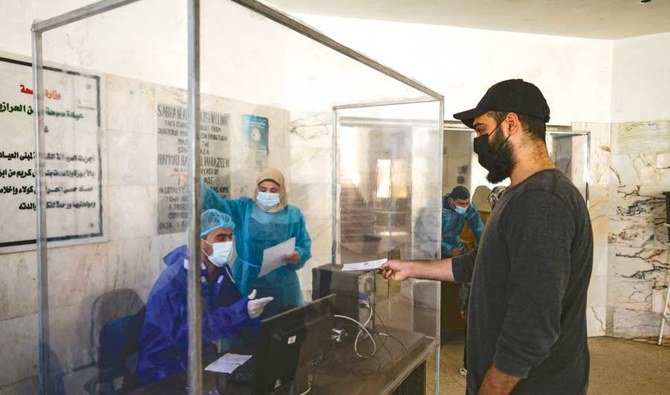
xmin=127 ymin=327 xmax=436 ymax=395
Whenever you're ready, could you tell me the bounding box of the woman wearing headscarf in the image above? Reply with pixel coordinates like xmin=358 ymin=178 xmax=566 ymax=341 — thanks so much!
xmin=201 ymin=167 xmax=311 ymax=317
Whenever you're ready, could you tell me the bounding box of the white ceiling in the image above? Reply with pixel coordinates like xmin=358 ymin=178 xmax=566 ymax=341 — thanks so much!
xmin=268 ymin=0 xmax=670 ymax=39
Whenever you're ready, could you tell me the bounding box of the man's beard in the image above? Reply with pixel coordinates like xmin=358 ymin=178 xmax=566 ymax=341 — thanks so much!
xmin=486 ymin=129 xmax=516 ymax=184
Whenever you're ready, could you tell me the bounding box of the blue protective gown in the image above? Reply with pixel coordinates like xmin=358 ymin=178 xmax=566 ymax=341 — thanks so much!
xmin=202 ymin=184 xmax=312 ymax=317
xmin=136 ymin=245 xmax=257 ymax=384
xmin=441 ymin=194 xmax=484 ymax=258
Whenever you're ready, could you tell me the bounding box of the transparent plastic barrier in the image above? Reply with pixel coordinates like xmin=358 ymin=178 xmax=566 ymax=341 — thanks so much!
xmin=547 ymin=132 xmax=590 ymax=203
xmin=30 ymin=0 xmax=444 ymax=393
xmin=334 ymin=102 xmax=442 ymax=342
xmin=35 ymin=1 xmax=189 ymax=393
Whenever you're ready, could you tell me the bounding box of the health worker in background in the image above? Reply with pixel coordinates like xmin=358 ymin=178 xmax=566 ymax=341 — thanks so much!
xmin=441 ymin=186 xmax=484 ymax=258
xmin=202 ymin=167 xmax=311 ymax=317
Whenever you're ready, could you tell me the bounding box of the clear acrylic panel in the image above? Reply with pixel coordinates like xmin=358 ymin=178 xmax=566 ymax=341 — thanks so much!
xmin=547 ymin=132 xmax=590 ymax=203
xmin=334 ymin=101 xmax=443 ymax=343
xmin=35 ymin=1 xmax=190 ymax=393
xmin=198 ymin=0 xmax=442 ymax=391
xmin=32 ymin=0 xmax=443 ymax=393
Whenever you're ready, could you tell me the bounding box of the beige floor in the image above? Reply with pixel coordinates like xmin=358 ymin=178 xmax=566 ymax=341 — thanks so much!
xmin=426 ymin=337 xmax=670 ymax=394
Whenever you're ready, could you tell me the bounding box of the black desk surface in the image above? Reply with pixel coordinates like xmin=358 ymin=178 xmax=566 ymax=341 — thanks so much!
xmin=127 ymin=327 xmax=436 ymax=395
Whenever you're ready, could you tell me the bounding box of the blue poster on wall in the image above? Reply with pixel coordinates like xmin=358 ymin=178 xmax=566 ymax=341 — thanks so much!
xmin=242 ymin=114 xmax=269 ymax=170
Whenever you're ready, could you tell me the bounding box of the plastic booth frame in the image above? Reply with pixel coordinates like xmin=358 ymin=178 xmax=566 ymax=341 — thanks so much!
xmin=32 ymin=1 xmax=445 ymax=393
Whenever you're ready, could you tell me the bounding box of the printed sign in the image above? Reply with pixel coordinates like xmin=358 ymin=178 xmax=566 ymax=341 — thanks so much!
xmin=0 ymin=56 xmax=102 ymax=251
xmin=156 ymin=103 xmax=231 ymax=234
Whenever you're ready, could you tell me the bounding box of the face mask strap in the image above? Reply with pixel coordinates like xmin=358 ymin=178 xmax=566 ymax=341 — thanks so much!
xmin=482 ymin=114 xmax=512 ymax=154
xmin=487 ymin=113 xmax=507 ymax=138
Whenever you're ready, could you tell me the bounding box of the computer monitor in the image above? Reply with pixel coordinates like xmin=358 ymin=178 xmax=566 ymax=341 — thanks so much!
xmin=252 ymin=294 xmax=336 ymax=395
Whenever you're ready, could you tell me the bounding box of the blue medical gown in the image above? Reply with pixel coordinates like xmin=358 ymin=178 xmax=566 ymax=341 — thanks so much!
xmin=202 ymin=184 xmax=312 ymax=317
xmin=441 ymin=195 xmax=484 ymax=258
xmin=136 ymin=245 xmax=257 ymax=384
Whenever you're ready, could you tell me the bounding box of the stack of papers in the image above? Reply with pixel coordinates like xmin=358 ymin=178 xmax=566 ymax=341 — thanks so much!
xmin=341 ymin=258 xmax=388 ymax=271
xmin=204 ymin=353 xmax=252 ymax=374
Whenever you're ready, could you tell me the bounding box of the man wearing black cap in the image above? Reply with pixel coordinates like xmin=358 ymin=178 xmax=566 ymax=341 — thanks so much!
xmin=381 ymin=79 xmax=593 ymax=394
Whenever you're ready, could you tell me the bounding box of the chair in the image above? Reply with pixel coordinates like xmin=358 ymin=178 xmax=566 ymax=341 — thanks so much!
xmin=85 ymin=288 xmax=146 ymax=394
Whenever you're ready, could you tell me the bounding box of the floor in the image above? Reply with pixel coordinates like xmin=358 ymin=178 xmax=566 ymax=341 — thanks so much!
xmin=426 ymin=337 xmax=670 ymax=394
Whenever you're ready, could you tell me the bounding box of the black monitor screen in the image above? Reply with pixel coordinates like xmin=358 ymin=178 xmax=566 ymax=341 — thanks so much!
xmin=252 ymin=294 xmax=335 ymax=394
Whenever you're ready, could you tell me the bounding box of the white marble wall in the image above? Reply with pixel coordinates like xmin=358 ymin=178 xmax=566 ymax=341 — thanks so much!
xmin=577 ymin=120 xmax=670 ymax=340
xmin=608 ymin=186 xmax=670 ymax=339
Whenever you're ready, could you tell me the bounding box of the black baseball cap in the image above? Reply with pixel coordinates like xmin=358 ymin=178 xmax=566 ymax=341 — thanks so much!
xmin=453 ymin=79 xmax=550 ymax=128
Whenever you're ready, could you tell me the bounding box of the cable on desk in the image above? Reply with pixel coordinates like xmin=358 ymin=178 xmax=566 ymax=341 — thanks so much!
xmin=369 ymin=310 xmax=393 ymax=358
xmin=374 ymin=309 xmax=408 ymax=352
xmin=376 ymin=332 xmax=408 ymax=353
xmin=375 ymin=332 xmax=394 ymax=358
xmin=371 ymin=308 xmax=393 ymax=357
xmin=334 ymin=313 xmax=377 ymax=358
xmin=356 ymin=301 xmax=375 ymax=350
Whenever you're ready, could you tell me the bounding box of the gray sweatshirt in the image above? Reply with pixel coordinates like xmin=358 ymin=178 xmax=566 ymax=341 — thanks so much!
xmin=452 ymin=169 xmax=593 ymax=394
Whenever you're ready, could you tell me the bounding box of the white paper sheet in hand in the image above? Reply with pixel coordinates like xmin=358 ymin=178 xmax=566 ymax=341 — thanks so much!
xmin=259 ymin=237 xmax=296 ymax=277
xmin=341 ymin=258 xmax=388 ymax=271
xmin=204 ymin=353 xmax=252 ymax=374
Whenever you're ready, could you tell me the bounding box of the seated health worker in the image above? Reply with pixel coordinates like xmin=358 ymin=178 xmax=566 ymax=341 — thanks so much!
xmin=202 ymin=167 xmax=312 ymax=318
xmin=136 ymin=209 xmax=273 ymax=384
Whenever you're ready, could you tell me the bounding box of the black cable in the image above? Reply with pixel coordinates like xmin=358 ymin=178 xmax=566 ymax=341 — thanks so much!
xmin=374 ymin=309 xmax=408 ymax=352
xmin=381 ymin=332 xmax=408 ymax=352
xmin=374 ymin=307 xmax=389 ymax=333
xmin=374 ymin=328 xmax=394 ymax=359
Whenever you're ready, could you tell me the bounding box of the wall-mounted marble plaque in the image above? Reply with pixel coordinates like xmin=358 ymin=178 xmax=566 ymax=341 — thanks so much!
xmin=0 ymin=56 xmax=102 ymax=252
xmin=156 ymin=103 xmax=230 ymax=234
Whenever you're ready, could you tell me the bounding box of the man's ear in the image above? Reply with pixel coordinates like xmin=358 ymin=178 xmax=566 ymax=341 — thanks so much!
xmin=506 ymin=113 xmax=522 ymax=136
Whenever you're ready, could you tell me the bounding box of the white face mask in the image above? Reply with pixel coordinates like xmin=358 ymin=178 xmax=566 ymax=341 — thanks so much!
xmin=454 ymin=205 xmax=468 ymax=215
xmin=203 ymin=240 xmax=233 ymax=267
xmin=257 ymin=191 xmax=280 ymax=208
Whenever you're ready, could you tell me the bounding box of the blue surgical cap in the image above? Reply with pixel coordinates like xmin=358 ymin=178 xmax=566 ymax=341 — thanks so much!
xmin=200 ymin=209 xmax=235 ymax=237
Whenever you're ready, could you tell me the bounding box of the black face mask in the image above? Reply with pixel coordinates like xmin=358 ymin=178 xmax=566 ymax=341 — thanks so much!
xmin=473 ymin=117 xmax=515 ymax=183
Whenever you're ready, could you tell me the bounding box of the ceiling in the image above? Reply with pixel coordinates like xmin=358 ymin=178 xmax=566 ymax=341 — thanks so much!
xmin=268 ymin=0 xmax=670 ymax=39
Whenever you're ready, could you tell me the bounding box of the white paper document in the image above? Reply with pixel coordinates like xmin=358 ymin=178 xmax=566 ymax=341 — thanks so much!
xmin=205 ymin=353 xmax=252 ymax=374
xmin=259 ymin=237 xmax=296 ymax=277
xmin=341 ymin=258 xmax=388 ymax=271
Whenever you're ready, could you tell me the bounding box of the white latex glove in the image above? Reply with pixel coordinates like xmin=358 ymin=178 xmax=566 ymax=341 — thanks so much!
xmin=247 ymin=289 xmax=273 ymax=319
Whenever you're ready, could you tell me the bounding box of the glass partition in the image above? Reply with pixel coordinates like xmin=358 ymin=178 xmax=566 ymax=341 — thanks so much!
xmin=334 ymin=100 xmax=442 ymax=357
xmin=33 ymin=1 xmax=190 ymax=393
xmin=547 ymin=131 xmax=590 ymax=204
xmin=33 ymin=0 xmax=443 ymax=393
